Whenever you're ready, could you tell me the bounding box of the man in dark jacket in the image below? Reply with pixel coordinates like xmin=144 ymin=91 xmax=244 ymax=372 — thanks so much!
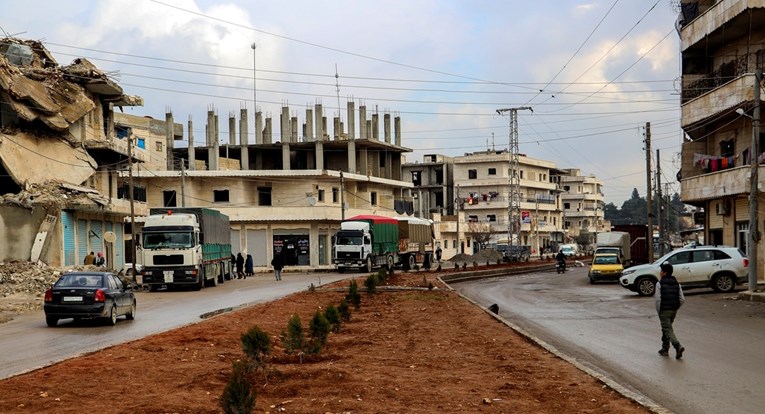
xmin=236 ymin=253 xmax=245 ymax=279
xmin=656 ymin=262 xmax=685 ymax=359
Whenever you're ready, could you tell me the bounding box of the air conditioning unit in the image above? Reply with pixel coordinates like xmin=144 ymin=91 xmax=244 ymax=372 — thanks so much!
xmin=716 ymin=200 xmax=731 ymax=216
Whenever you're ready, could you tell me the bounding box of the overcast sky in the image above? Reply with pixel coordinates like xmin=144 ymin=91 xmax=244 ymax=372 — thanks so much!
xmin=2 ymin=0 xmax=683 ymax=205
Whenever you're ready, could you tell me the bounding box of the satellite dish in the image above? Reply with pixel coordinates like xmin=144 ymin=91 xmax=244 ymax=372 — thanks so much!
xmin=104 ymin=231 xmax=117 ymax=243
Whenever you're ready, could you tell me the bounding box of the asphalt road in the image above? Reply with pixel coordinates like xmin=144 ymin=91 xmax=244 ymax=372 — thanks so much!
xmin=452 ymin=266 xmax=765 ymax=414
xmin=0 ymin=272 xmax=347 ymax=380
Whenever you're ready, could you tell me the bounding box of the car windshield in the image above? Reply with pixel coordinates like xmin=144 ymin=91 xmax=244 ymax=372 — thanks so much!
xmin=56 ymin=274 xmax=103 ymax=288
xmin=651 ymin=250 xmax=680 ymax=265
xmin=337 ymin=236 xmax=363 ymax=245
xmin=143 ymin=232 xmax=193 ymax=249
xmin=594 ymin=256 xmax=619 ymax=265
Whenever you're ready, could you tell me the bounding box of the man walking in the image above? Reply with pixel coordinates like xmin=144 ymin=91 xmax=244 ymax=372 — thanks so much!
xmin=271 ymin=253 xmax=283 ymax=281
xmin=656 ymin=262 xmax=685 ymax=359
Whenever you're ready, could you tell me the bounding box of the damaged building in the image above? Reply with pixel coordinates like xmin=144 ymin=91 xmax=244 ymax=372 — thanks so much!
xmin=0 ymin=38 xmax=144 ymax=268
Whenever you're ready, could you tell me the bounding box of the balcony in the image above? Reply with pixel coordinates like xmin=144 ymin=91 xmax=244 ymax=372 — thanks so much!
xmin=680 ymin=164 xmax=761 ymax=202
xmin=681 ymin=1 xmax=765 ymax=53
xmin=681 ymin=73 xmax=757 ymax=130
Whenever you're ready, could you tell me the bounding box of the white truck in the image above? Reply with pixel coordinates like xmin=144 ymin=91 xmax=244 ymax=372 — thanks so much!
xmin=594 ymin=231 xmax=631 ymax=266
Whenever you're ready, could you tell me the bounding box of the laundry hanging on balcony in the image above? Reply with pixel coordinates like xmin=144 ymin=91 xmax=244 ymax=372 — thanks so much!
xmin=693 ymin=153 xmax=736 ymax=173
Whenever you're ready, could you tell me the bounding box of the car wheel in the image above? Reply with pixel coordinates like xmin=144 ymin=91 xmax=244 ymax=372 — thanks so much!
xmin=106 ymin=305 xmax=118 ymax=326
xmin=45 ymin=316 xmax=58 ymax=327
xmin=712 ymin=273 xmax=736 ymax=293
xmin=588 ymin=276 xmax=595 ymax=285
xmin=126 ymin=300 xmax=136 ymax=320
xmin=636 ymin=277 xmax=656 ymax=296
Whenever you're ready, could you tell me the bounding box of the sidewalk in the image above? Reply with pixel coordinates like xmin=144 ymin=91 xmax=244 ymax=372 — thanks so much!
xmin=737 ymin=288 xmax=765 ymax=303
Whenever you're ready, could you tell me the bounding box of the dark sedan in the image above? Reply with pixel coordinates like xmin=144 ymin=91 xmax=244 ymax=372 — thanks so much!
xmin=43 ymin=271 xmax=136 ymax=327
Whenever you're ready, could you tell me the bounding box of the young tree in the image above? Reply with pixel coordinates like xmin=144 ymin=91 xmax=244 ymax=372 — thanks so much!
xmin=219 ymin=360 xmax=255 ymax=414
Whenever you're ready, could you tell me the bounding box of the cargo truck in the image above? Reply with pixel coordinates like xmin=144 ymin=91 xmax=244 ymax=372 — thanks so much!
xmin=140 ymin=208 xmax=232 ymax=291
xmin=612 ymin=224 xmax=649 ymax=266
xmin=332 ymin=215 xmax=434 ymax=273
xmin=594 ymin=231 xmax=631 ymax=265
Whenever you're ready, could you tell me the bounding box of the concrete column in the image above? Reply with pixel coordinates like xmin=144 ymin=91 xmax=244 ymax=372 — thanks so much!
xmin=360 ymin=147 xmax=369 ymax=176
xmin=315 ymin=104 xmax=324 ymax=141
xmin=212 ymin=113 xmax=219 ymax=170
xmin=347 ymin=140 xmax=356 ymax=174
xmin=282 ymin=142 xmax=290 ymax=170
xmin=359 ymin=105 xmax=367 ymax=139
xmin=239 ymin=108 xmax=249 ymax=170
xmin=384 ymin=113 xmax=391 ymax=144
xmin=372 ymin=113 xmax=379 ymax=140
xmin=306 ymin=108 xmax=314 ymax=141
xmin=228 ymin=113 xmax=236 ymax=145
xmin=322 ymin=116 xmax=328 ymax=140
xmin=347 ymin=101 xmax=355 ymax=140
xmin=291 ymin=116 xmax=298 ymax=142
xmin=264 ymin=117 xmax=272 ymax=144
xmin=165 ymin=111 xmax=174 ymax=170
xmin=280 ymin=106 xmax=290 ymax=143
xmin=395 ymin=115 xmax=401 ymax=146
xmin=333 ymin=117 xmax=341 ymax=140
xmin=206 ymin=110 xmax=215 ymax=170
xmin=255 ymin=111 xmax=263 ymax=144
xmin=187 ymin=116 xmax=195 ymax=171
xmin=316 ymin=141 xmax=324 ymax=170
xmin=366 ymin=120 xmax=372 ymax=140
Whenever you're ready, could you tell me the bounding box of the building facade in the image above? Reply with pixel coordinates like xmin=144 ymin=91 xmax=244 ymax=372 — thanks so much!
xmin=560 ymin=168 xmax=605 ymax=244
xmin=678 ymin=0 xmax=764 ymax=283
xmin=402 ymin=154 xmax=455 ymax=218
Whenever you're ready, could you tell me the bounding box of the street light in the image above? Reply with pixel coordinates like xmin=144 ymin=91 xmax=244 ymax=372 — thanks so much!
xmin=251 ymin=42 xmax=257 ymax=113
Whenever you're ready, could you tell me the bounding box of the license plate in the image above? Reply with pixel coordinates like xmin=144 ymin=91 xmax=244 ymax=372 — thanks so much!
xmin=163 ymin=271 xmax=173 ymax=283
xmin=62 ymin=296 xmax=83 ymax=302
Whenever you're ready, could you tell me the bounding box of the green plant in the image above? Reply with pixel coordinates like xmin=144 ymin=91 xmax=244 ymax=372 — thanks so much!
xmin=219 ymin=360 xmax=255 ymax=414
xmin=240 ymin=326 xmax=271 ymax=370
xmin=307 ymin=310 xmax=331 ymax=354
xmin=462 ymin=263 xmax=467 ymax=270
xmin=364 ymin=274 xmax=377 ymax=294
xmin=324 ymin=304 xmax=341 ymax=333
xmin=428 ymin=281 xmax=434 ymax=290
xmin=376 ymin=268 xmax=387 ymax=284
xmin=346 ymin=279 xmax=361 ymax=309
xmin=308 ymin=283 xmax=316 ymax=293
xmin=338 ymin=299 xmax=351 ymax=322
xmin=280 ymin=314 xmax=305 ymax=355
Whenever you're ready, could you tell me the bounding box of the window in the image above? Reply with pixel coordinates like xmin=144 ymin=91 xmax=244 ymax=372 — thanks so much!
xmin=453 ymin=239 xmax=457 ymax=249
xmin=720 ymin=139 xmax=734 ymax=158
xmin=519 ymin=170 xmax=524 ymax=179
xmin=488 ymin=168 xmax=496 ymax=175
xmin=258 ymin=187 xmax=272 ymax=206
xmin=666 ymin=251 xmax=691 ymax=265
xmin=757 ymin=49 xmax=765 ymax=72
xmin=468 ymin=169 xmax=477 ymax=179
xmin=412 ymin=171 xmax=422 ymax=186
xmin=468 ymin=215 xmax=478 ymax=222
xmin=156 ymin=141 xmax=163 ymax=152
xmin=317 ymin=189 xmax=325 ymax=202
xmin=563 ymin=185 xmax=570 ymax=192
xmin=213 ymin=189 xmax=229 ymax=203
xmin=162 ymin=190 xmax=177 ymax=207
xmin=563 ymin=202 xmax=571 ymax=210
xmin=379 ymin=153 xmax=386 ymax=167
xmin=487 ymin=214 xmax=496 ymax=222
xmin=332 ymin=187 xmax=339 ymax=203
xmin=435 ymin=169 xmax=443 ymax=185
xmin=370 ymin=191 xmax=377 ymax=206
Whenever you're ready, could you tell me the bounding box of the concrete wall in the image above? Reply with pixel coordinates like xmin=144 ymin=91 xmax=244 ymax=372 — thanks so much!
xmin=0 ymin=205 xmax=61 ymax=265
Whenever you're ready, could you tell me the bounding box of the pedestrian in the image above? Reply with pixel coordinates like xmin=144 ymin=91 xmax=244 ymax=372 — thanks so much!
xmin=245 ymin=254 xmax=253 ymax=278
xmin=95 ymin=252 xmax=106 ymax=267
xmin=436 ymin=245 xmax=442 ymax=263
xmin=84 ymin=251 xmax=95 ymax=266
xmin=656 ymin=262 xmax=685 ymax=359
xmin=271 ymin=253 xmax=283 ymax=281
xmin=236 ymin=253 xmax=245 ymax=279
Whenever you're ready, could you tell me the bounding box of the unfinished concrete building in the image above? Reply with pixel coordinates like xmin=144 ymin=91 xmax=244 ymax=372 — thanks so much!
xmin=0 ymin=38 xmax=146 ymax=269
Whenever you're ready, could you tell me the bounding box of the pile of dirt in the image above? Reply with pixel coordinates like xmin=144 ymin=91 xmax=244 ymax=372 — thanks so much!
xmin=444 ymin=249 xmax=504 ymax=265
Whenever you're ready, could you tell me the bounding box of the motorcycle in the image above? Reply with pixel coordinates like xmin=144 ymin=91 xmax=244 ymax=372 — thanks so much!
xmin=556 ymin=260 xmax=566 ymax=274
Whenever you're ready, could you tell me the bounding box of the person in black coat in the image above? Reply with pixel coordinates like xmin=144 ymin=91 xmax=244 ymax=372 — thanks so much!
xmin=271 ymin=253 xmax=283 ymax=281
xmin=245 ymin=254 xmax=253 ymax=278
xmin=236 ymin=253 xmax=245 ymax=279
xmin=656 ymin=262 xmax=686 ymax=359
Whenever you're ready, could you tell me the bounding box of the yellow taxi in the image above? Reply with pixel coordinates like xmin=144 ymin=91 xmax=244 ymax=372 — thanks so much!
xmin=588 ymin=253 xmax=624 ymax=284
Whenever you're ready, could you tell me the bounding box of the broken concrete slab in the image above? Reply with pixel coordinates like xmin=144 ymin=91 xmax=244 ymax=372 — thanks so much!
xmin=0 ymin=131 xmax=96 ymax=186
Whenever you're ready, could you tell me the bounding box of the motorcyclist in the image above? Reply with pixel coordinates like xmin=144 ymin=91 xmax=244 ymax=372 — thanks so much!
xmin=555 ymin=250 xmax=566 ymax=270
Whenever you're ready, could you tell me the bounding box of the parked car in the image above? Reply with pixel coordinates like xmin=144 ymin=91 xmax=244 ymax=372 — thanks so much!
xmin=43 ymin=271 xmax=136 ymax=327
xmin=559 ymin=245 xmax=577 ymax=257
xmin=588 ymin=253 xmax=624 ymax=284
xmin=619 ymin=245 xmax=748 ymax=296
xmin=503 ymin=245 xmax=531 ymax=262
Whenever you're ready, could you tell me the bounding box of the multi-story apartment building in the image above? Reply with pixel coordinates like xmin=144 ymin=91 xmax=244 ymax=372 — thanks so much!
xmin=560 ymin=168 xmax=605 ymax=242
xmin=402 ymin=154 xmax=454 ymax=218
xmin=678 ymin=0 xmax=764 ymax=283
xmin=435 ymin=150 xmax=565 ymax=259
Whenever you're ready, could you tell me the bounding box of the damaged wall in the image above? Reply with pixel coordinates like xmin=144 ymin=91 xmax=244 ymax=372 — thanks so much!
xmin=0 ymin=131 xmax=96 ymax=186
xmin=0 ymin=205 xmax=60 ymax=265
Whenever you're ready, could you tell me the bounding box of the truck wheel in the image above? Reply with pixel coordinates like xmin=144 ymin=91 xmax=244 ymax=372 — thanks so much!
xmin=408 ymin=255 xmax=416 ymax=270
xmin=386 ymin=255 xmax=394 ymax=270
xmin=364 ymin=257 xmax=372 ymax=273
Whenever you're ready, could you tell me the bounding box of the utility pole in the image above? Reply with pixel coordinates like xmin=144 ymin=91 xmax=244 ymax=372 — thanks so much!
xmin=340 ymin=171 xmax=345 ymax=221
xmin=748 ymin=69 xmax=762 ymax=292
xmin=645 ymin=122 xmax=654 ymax=263
xmin=127 ymin=132 xmax=137 ymax=282
xmin=656 ymin=149 xmax=664 ymax=257
xmin=496 ymin=106 xmax=532 ymax=251
xmin=455 ymin=184 xmax=461 ymax=254
xmin=180 ymin=158 xmax=186 ymax=207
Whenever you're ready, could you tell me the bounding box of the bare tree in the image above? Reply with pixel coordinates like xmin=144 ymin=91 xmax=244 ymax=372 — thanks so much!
xmin=466 ymin=222 xmax=493 ymax=250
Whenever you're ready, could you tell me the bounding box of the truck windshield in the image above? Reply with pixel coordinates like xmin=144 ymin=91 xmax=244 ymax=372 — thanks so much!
xmin=143 ymin=232 xmax=193 ymax=249
xmin=336 ymin=235 xmax=363 ymax=245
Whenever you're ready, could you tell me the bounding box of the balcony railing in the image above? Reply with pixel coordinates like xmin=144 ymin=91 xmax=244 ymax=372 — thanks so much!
xmin=682 ymin=54 xmax=750 ymax=103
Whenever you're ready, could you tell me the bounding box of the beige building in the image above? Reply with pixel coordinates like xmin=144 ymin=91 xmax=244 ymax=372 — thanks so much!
xmin=560 ymin=168 xmax=605 ymax=243
xmin=401 ymin=154 xmax=455 ymax=218
xmin=435 ymin=150 xmax=565 ymax=259
xmin=678 ymin=0 xmax=764 ymax=283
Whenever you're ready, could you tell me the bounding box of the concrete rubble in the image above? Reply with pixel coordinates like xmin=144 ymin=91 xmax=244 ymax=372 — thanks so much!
xmin=0 ymin=180 xmax=109 ymax=210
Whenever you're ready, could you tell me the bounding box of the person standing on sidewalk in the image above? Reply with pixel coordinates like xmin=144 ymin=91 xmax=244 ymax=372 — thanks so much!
xmin=656 ymin=262 xmax=685 ymax=359
xmin=271 ymin=253 xmax=283 ymax=281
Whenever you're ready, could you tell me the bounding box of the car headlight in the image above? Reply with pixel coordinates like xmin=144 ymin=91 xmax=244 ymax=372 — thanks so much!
xmin=591 ymin=270 xmax=601 ymax=275
xmin=622 ymin=269 xmax=635 ymax=276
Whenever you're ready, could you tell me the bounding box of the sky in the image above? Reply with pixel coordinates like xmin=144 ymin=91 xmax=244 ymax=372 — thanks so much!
xmin=1 ymin=0 xmax=683 ymax=205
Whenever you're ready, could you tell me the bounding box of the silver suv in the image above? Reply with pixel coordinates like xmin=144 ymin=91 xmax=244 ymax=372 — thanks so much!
xmin=619 ymin=245 xmax=749 ymax=296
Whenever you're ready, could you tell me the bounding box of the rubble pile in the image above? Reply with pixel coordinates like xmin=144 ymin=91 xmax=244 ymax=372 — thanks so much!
xmin=0 ymin=180 xmax=108 ymax=209
xmin=0 ymin=260 xmax=61 ymax=319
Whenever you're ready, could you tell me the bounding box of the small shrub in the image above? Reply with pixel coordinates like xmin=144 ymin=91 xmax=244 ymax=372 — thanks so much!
xmin=325 ymin=304 xmax=341 ymax=333
xmin=462 ymin=263 xmax=467 ymax=270
xmin=219 ymin=360 xmax=255 ymax=414
xmin=308 ymin=310 xmax=331 ymax=354
xmin=487 ymin=260 xmax=490 ymax=266
xmin=436 ymin=264 xmax=442 ymax=272
xmin=240 ymin=326 xmax=271 ymax=369
xmin=388 ymin=266 xmax=394 ymax=277
xmin=338 ymin=299 xmax=351 ymax=322
xmin=376 ymin=268 xmax=388 ymax=284
xmin=454 ymin=262 xmax=459 ymax=269
xmin=308 ymin=283 xmax=316 ymax=293
xmin=280 ymin=314 xmax=305 ymax=355
xmin=346 ymin=279 xmax=361 ymax=309
xmin=472 ymin=261 xmax=478 ymax=268
xmin=364 ymin=274 xmax=377 ymax=294
xmin=497 ymin=259 xmax=502 ymax=265
xmin=428 ymin=281 xmax=435 ymax=290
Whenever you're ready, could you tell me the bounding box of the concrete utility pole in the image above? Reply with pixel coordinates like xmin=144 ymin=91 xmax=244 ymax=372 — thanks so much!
xmin=455 ymin=184 xmax=461 ymax=254
xmin=180 ymin=159 xmax=186 ymax=207
xmin=645 ymin=122 xmax=654 ymax=263
xmin=340 ymin=171 xmax=345 ymax=221
xmin=657 ymin=149 xmax=664 ymax=257
xmin=128 ymin=132 xmax=136 ymax=282
xmin=496 ymin=106 xmax=532 ymax=251
xmin=749 ymin=69 xmax=762 ymax=292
